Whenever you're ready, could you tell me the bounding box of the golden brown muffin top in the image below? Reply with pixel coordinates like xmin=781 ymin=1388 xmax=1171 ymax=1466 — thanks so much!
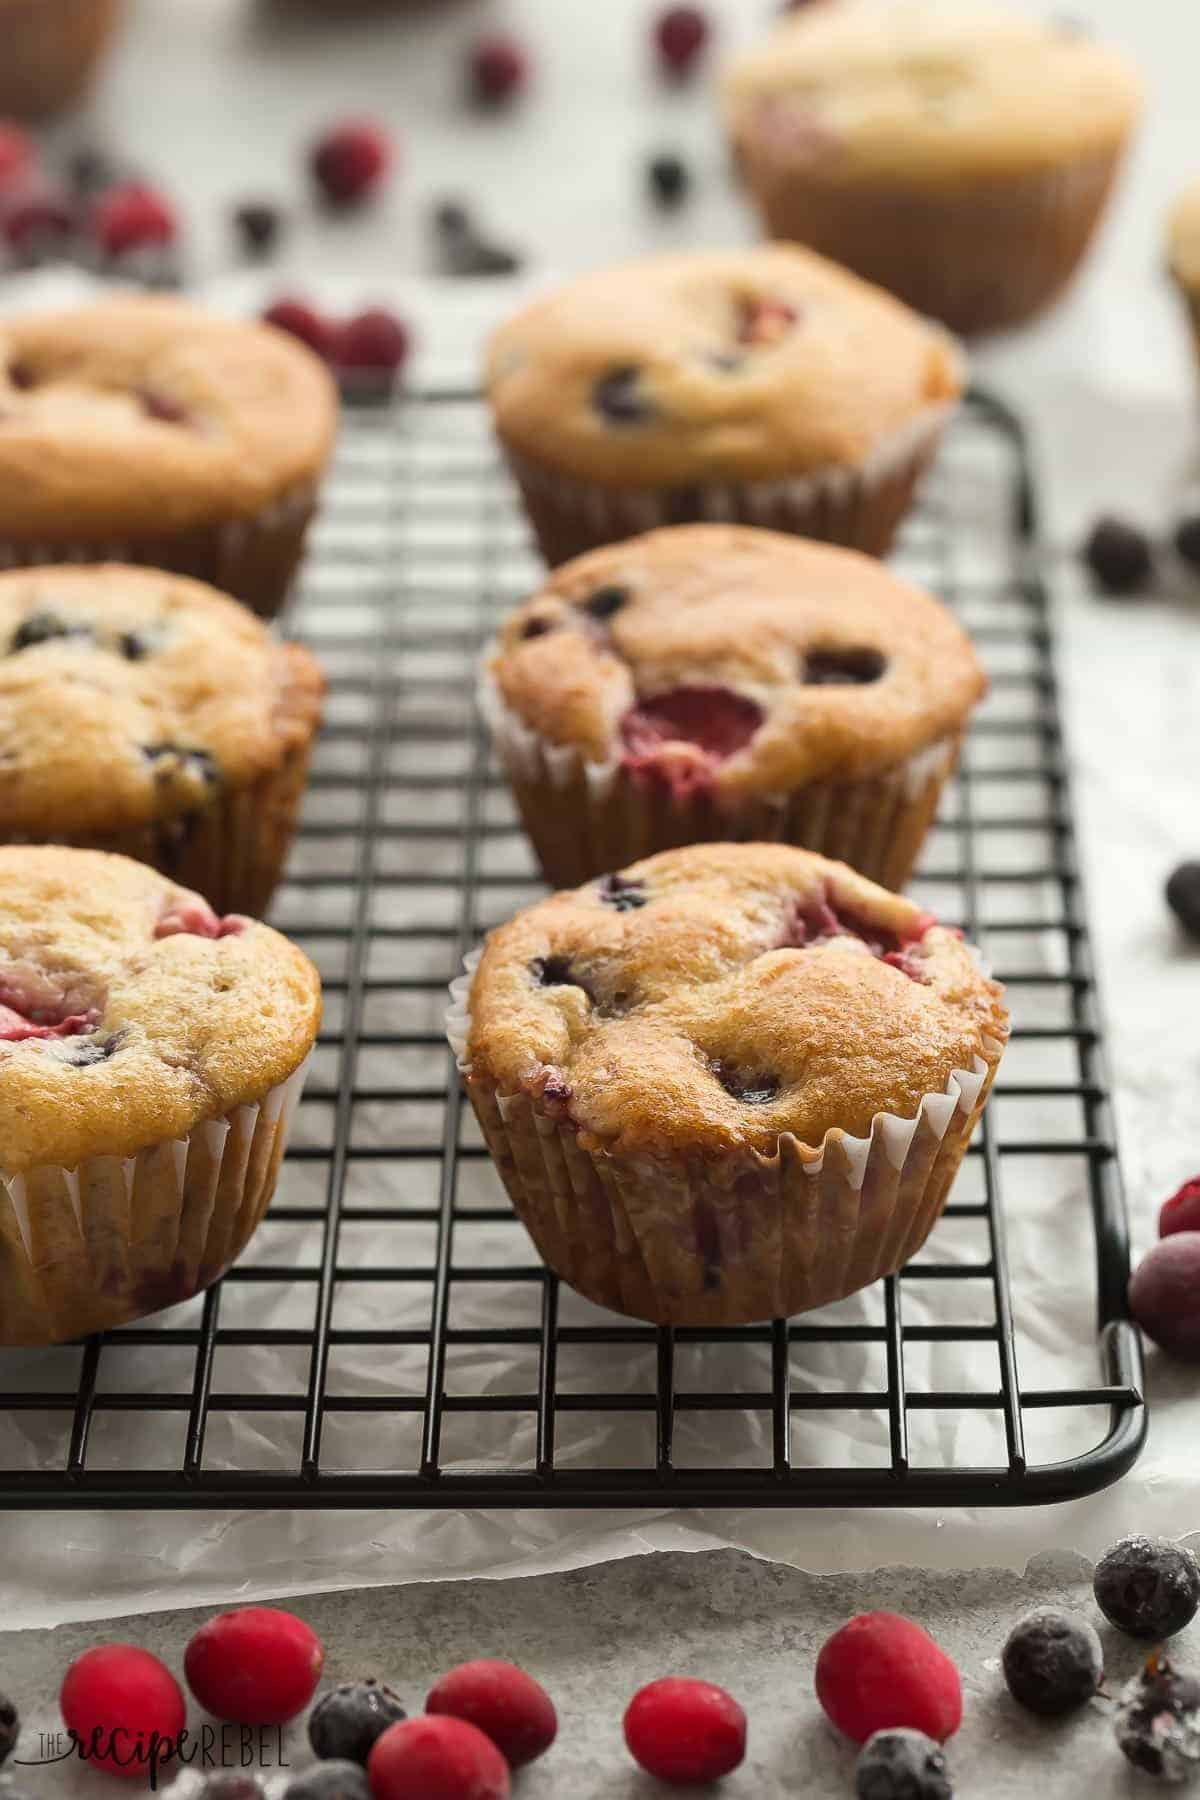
xmin=0 ymin=847 xmax=321 ymax=1176
xmin=1168 ymin=179 xmax=1200 ymax=292
xmin=488 ymin=526 xmax=985 ymax=792
xmin=0 ymin=565 xmax=324 ymax=836
xmin=485 ymin=246 xmax=963 ymax=488
xmin=0 ymin=296 xmax=338 ymax=540
xmin=462 ymin=843 xmax=1007 ymax=1157
xmin=724 ymin=1 xmax=1142 ymax=185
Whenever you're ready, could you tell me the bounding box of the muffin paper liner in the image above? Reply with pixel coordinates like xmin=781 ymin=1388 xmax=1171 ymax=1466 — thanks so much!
xmin=0 ymin=482 xmax=318 ymax=621
xmin=0 ymin=1053 xmax=311 ymax=1346
xmin=447 ymin=952 xmax=1005 ymax=1326
xmin=480 ymin=665 xmax=960 ymax=891
xmin=498 ymin=401 xmax=956 ymax=568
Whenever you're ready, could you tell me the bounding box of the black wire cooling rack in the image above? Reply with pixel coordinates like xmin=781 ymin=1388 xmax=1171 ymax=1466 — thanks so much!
xmin=0 ymin=385 xmax=1147 ymax=1509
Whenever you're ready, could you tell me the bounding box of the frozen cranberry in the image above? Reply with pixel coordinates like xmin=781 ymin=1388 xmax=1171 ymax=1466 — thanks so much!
xmin=1130 ymin=1233 xmax=1200 ymax=1361
xmin=3 ymin=186 xmax=76 ymax=259
xmin=0 ymin=124 xmax=33 ymax=192
xmin=60 ymin=1645 xmax=185 ymax=1782
xmin=468 ymin=36 xmax=529 ymax=106
xmin=655 ymin=6 xmax=711 ymax=75
xmin=262 ymin=297 xmax=336 ymax=361
xmin=335 ymin=308 xmax=411 ymax=378
xmin=93 ymin=183 xmax=176 ymax=257
xmin=368 ymin=1716 xmax=510 ymax=1800
xmin=624 ymin=1677 xmax=746 ymax=1786
xmin=816 ymin=1614 xmax=963 ymax=1745
xmin=311 ymin=121 xmax=391 ymax=209
xmin=184 ymin=1608 xmax=324 ymax=1725
xmin=426 ymin=1660 xmax=556 ymax=1770
xmin=1162 ymin=1177 xmax=1200 ymax=1239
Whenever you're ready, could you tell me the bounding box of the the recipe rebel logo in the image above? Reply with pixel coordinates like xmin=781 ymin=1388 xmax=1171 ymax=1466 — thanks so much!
xmin=17 ymin=1722 xmax=291 ymax=1789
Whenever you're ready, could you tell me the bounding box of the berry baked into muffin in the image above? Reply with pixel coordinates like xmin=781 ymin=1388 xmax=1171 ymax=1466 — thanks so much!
xmin=723 ymin=0 xmax=1142 ymax=337
xmin=449 ymin=843 xmax=1007 ymax=1326
xmin=484 ymin=524 xmax=985 ymax=889
xmin=485 ymin=245 xmax=963 ymax=566
xmin=0 ymin=847 xmax=321 ymax=1345
xmin=0 ymin=565 xmax=324 ymax=916
xmin=0 ymin=296 xmax=338 ymax=617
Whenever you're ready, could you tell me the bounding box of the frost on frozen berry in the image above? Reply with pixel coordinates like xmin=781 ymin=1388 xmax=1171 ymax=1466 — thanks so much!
xmin=308 ymin=1680 xmax=406 ymax=1767
xmin=0 ymin=1691 xmax=17 ymax=1765
xmin=1161 ymin=1176 xmax=1200 ymax=1239
xmin=623 ymin=1677 xmax=746 ymax=1786
xmin=1129 ymin=1236 xmax=1200 ymax=1362
xmin=816 ymin=1614 xmax=962 ymax=1745
xmin=1001 ymin=1610 xmax=1103 ymax=1716
xmin=60 ymin=1644 xmax=186 ymax=1782
xmin=262 ymin=297 xmax=336 ymax=362
xmin=468 ymin=36 xmax=529 ymax=106
xmin=368 ymin=1716 xmax=510 ymax=1800
xmin=655 ymin=6 xmax=711 ymax=76
xmin=310 ymin=121 xmax=391 ymax=209
xmin=855 ymin=1729 xmax=952 ymax=1800
xmin=1115 ymin=1654 xmax=1200 ymax=1782
xmin=426 ymin=1659 xmax=557 ymax=1770
xmin=1094 ymin=1537 xmax=1200 ymax=1640
xmin=282 ymin=1763 xmax=370 ymax=1800
xmin=184 ymin=1607 xmax=324 ymax=1725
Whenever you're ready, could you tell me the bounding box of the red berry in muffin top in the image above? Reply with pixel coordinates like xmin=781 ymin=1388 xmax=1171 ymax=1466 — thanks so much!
xmin=310 ymin=120 xmax=391 ymax=209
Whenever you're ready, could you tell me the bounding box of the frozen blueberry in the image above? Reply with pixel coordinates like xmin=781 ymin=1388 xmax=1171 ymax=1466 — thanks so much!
xmin=233 ymin=201 xmax=285 ymax=260
xmin=1082 ymin=516 xmax=1154 ymax=595
xmin=855 ymin=1729 xmax=952 ymax=1800
xmin=1166 ymin=862 xmax=1200 ymax=940
xmin=68 ymin=146 xmax=120 ymax=196
xmin=1174 ymin=515 xmax=1200 ymax=574
xmin=1095 ymin=1538 xmax=1200 ymax=1639
xmin=308 ymin=1681 xmax=406 ymax=1767
xmin=583 ymin=585 xmax=628 ymax=621
xmin=804 ymin=647 xmax=887 ymax=685
xmin=598 ymin=872 xmax=648 ymax=911
xmin=520 ymin=615 xmax=557 ymax=639
xmin=0 ymin=1691 xmax=17 ymax=1765
xmin=10 ymin=612 xmax=92 ymax=653
xmin=713 ymin=1062 xmax=779 ymax=1104
xmin=592 ymin=366 xmax=650 ymax=424
xmin=1115 ymin=1654 xmax=1200 ymax=1781
xmin=647 ymin=152 xmax=691 ymax=209
xmin=446 ymin=235 xmax=523 ymax=277
xmin=1001 ymin=1610 xmax=1103 ymax=1716
xmin=282 ymin=1764 xmax=370 ymax=1800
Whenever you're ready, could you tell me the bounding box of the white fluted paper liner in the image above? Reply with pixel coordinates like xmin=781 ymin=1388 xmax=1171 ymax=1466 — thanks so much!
xmin=446 ymin=946 xmax=1006 ymax=1325
xmin=479 ymin=662 xmax=961 ymax=891
xmin=0 ymin=1051 xmax=311 ymax=1345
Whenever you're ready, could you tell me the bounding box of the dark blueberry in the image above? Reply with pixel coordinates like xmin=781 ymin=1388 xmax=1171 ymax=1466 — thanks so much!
xmin=138 ymin=388 xmax=190 ymax=425
xmin=598 ymin=872 xmax=648 ymax=911
xmin=233 ymin=200 xmax=285 ymax=259
xmin=443 ymin=234 xmax=523 ymax=277
xmin=1082 ymin=515 xmax=1154 ymax=595
xmin=308 ymin=1681 xmax=407 ymax=1767
xmin=282 ymin=1764 xmax=370 ymax=1800
xmin=804 ymin=647 xmax=887 ymax=685
xmin=0 ymin=1691 xmax=17 ymax=1765
xmin=197 ymin=1778 xmax=265 ymax=1800
xmin=7 ymin=359 xmax=34 ymax=391
xmin=530 ymin=955 xmax=592 ymax=1000
xmin=855 ymin=1729 xmax=952 ymax=1800
xmin=68 ymin=146 xmax=121 ymax=196
xmin=1095 ymin=1537 xmax=1200 ymax=1639
xmin=59 ymin=1034 xmax=121 ymax=1069
xmin=1174 ymin=514 xmax=1200 ymax=574
xmin=1001 ymin=1610 xmax=1103 ymax=1716
xmin=119 ymin=629 xmax=157 ymax=661
xmin=1115 ymin=1654 xmax=1200 ymax=1781
xmin=520 ymin=615 xmax=557 ymax=639
xmin=1166 ymin=862 xmax=1200 ymax=940
xmin=10 ymin=612 xmax=92 ymax=653
xmin=584 ymin=585 xmax=629 ymax=621
xmin=142 ymin=743 xmax=220 ymax=787
xmin=592 ymin=366 xmax=651 ymax=425
xmin=713 ymin=1061 xmax=779 ymax=1104
xmin=647 ymin=151 xmax=691 ymax=209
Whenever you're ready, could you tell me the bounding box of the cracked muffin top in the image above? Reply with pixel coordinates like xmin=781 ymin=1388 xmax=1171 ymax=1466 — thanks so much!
xmin=484 ymin=246 xmax=963 ymax=488
xmin=0 ymin=295 xmax=338 ymax=540
xmin=461 ymin=843 xmax=1007 ymax=1157
xmin=488 ymin=525 xmax=986 ymax=795
xmin=0 ymin=847 xmax=322 ymax=1176
xmin=0 ymin=565 xmax=324 ymax=837
xmin=724 ymin=1 xmax=1142 ymax=184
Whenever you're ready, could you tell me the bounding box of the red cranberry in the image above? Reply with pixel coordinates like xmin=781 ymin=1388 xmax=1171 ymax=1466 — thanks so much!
xmin=311 ymin=121 xmax=391 ymax=209
xmin=1162 ymin=1177 xmax=1200 ymax=1239
xmin=655 ymin=6 xmax=711 ymax=76
xmin=1130 ymin=1234 xmax=1200 ymax=1361
xmin=335 ymin=308 xmax=411 ymax=378
xmin=738 ymin=297 xmax=797 ymax=346
xmin=262 ymin=297 xmax=337 ymax=362
xmin=0 ymin=124 xmax=33 ymax=191
xmin=184 ymin=1608 xmax=324 ymax=1725
xmin=368 ymin=1716 xmax=510 ymax=1800
xmin=60 ymin=1645 xmax=185 ymax=1782
xmin=816 ymin=1614 xmax=962 ymax=1745
xmin=3 ymin=186 xmax=75 ymax=258
xmin=156 ymin=897 xmax=249 ymax=940
xmin=426 ymin=1660 xmax=556 ymax=1770
xmin=468 ymin=36 xmax=529 ymax=106
xmin=624 ymin=1677 xmax=746 ymax=1785
xmin=93 ymin=183 xmax=176 ymax=257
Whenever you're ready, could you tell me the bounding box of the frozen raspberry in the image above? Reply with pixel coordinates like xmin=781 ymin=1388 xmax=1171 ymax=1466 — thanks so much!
xmin=855 ymin=1730 xmax=952 ymax=1800
xmin=262 ymin=297 xmax=336 ymax=362
xmin=368 ymin=1716 xmax=510 ymax=1800
xmin=0 ymin=124 xmax=33 ymax=191
xmin=1115 ymin=1653 xmax=1200 ymax=1782
xmin=816 ymin=1614 xmax=962 ymax=1745
xmin=1166 ymin=863 xmax=1200 ymax=941
xmin=60 ymin=1645 xmax=185 ymax=1782
xmin=310 ymin=121 xmax=391 ymax=209
xmin=655 ymin=6 xmax=711 ymax=76
xmin=426 ymin=1660 xmax=556 ymax=1770
xmin=284 ymin=1765 xmax=369 ymax=1800
xmin=1001 ymin=1610 xmax=1103 ymax=1716
xmin=1130 ymin=1234 xmax=1200 ymax=1361
xmin=335 ymin=308 xmax=411 ymax=379
xmin=1161 ymin=1176 xmax=1200 ymax=1238
xmin=0 ymin=1691 xmax=17 ymax=1764
xmin=1094 ymin=1537 xmax=1200 ymax=1640
xmin=468 ymin=36 xmax=529 ymax=106
xmin=623 ymin=1677 xmax=746 ymax=1785
xmin=309 ymin=1681 xmax=406 ymax=1766
xmin=183 ymin=1607 xmax=324 ymax=1725
xmin=1082 ymin=515 xmax=1153 ymax=596
xmin=93 ymin=183 xmax=176 ymax=257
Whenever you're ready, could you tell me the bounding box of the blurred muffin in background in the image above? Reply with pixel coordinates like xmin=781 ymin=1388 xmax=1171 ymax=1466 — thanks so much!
xmin=1169 ymin=181 xmax=1200 ymax=374
xmin=0 ymin=0 xmax=122 ymax=118
xmin=723 ymin=0 xmax=1142 ymax=337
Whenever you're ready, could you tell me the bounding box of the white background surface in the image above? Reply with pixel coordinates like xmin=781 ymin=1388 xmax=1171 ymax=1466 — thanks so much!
xmin=7 ymin=0 xmax=1200 ymax=1623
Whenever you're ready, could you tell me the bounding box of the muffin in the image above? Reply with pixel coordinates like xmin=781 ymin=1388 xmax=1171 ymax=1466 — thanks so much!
xmin=0 ymin=847 xmax=321 ymax=1344
xmin=483 ymin=524 xmax=985 ymax=889
xmin=0 ymin=296 xmax=338 ymax=618
xmin=1168 ymin=181 xmax=1200 ymax=371
xmin=448 ymin=843 xmax=1008 ymax=1326
xmin=485 ymin=245 xmax=964 ymax=567
xmin=723 ymin=1 xmax=1142 ymax=337
xmin=0 ymin=565 xmax=324 ymax=916
xmin=0 ymin=0 xmax=121 ymax=117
